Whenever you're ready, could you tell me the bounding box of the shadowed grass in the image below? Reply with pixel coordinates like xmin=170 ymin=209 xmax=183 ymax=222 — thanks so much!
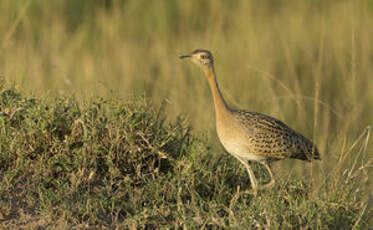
xmin=0 ymin=83 xmax=371 ymax=229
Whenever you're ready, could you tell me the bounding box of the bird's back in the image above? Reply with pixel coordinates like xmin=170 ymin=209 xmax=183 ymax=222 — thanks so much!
xmin=231 ymin=110 xmax=321 ymax=162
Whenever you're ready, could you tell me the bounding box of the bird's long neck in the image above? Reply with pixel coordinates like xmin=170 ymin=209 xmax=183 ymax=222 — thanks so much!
xmin=203 ymin=66 xmax=232 ymax=120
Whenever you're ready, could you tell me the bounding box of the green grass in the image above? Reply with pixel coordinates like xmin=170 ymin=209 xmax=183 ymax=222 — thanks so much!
xmin=0 ymin=82 xmax=371 ymax=229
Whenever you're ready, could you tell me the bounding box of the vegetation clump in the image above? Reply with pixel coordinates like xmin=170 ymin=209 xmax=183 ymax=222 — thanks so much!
xmin=0 ymin=83 xmax=371 ymax=229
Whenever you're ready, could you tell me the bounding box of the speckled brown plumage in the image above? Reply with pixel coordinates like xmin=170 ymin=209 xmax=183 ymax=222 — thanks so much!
xmin=180 ymin=49 xmax=321 ymax=194
xmin=232 ymin=110 xmax=320 ymax=161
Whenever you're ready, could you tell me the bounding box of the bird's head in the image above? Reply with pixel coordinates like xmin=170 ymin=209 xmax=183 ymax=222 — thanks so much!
xmin=179 ymin=49 xmax=214 ymax=68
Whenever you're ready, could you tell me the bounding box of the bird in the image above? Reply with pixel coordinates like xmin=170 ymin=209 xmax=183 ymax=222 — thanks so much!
xmin=179 ymin=49 xmax=320 ymax=194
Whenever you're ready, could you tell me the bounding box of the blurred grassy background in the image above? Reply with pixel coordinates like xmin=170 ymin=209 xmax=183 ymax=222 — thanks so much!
xmin=0 ymin=0 xmax=372 ymax=183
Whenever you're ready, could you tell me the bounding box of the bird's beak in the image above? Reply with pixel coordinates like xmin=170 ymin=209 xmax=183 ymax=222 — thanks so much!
xmin=179 ymin=54 xmax=191 ymax=59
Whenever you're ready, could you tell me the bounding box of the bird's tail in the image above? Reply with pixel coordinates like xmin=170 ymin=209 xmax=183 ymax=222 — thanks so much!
xmin=291 ymin=134 xmax=321 ymax=162
xmin=311 ymin=145 xmax=321 ymax=160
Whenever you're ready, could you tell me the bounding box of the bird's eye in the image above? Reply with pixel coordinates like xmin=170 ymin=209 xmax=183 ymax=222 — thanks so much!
xmin=200 ymin=55 xmax=206 ymax=59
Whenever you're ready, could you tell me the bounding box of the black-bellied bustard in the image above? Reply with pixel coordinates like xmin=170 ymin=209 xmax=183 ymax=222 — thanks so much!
xmin=180 ymin=49 xmax=320 ymax=194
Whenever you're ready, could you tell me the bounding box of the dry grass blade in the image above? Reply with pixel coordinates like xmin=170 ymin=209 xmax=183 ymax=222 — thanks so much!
xmin=1 ymin=0 xmax=32 ymax=48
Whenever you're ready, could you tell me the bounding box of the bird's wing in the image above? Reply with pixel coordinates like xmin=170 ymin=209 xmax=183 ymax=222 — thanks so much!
xmin=232 ymin=110 xmax=320 ymax=161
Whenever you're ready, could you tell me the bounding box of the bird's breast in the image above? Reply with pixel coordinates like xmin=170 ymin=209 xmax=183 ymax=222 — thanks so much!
xmin=216 ymin=118 xmax=265 ymax=161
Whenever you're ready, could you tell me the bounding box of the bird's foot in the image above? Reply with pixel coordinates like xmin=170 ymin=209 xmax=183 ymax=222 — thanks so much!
xmin=240 ymin=188 xmax=258 ymax=196
xmin=260 ymin=179 xmax=275 ymax=189
xmin=240 ymin=180 xmax=275 ymax=196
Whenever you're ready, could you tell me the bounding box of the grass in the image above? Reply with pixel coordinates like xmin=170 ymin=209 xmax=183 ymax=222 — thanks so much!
xmin=0 ymin=0 xmax=372 ymax=228
xmin=0 ymin=82 xmax=371 ymax=229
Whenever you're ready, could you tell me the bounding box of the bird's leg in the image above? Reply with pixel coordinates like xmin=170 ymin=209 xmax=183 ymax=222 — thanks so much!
xmin=235 ymin=157 xmax=258 ymax=195
xmin=258 ymin=161 xmax=275 ymax=189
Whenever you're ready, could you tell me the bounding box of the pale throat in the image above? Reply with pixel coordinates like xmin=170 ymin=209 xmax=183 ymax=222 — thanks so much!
xmin=202 ymin=65 xmax=232 ymax=120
